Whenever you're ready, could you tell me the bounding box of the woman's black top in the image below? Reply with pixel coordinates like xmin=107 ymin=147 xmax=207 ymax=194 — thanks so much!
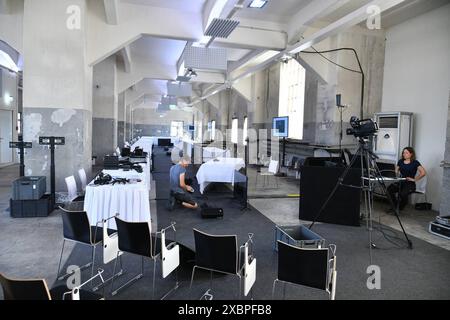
xmin=397 ymin=159 xmax=421 ymax=179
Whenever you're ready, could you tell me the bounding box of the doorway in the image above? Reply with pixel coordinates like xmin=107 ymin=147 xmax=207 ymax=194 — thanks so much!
xmin=0 ymin=109 xmax=13 ymax=167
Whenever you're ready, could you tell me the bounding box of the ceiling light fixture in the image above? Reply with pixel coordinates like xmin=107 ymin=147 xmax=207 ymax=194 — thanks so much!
xmin=184 ymin=68 xmax=197 ymax=78
xmin=248 ymin=0 xmax=268 ymax=9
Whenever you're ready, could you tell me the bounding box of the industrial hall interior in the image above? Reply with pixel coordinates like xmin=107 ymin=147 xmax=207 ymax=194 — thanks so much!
xmin=0 ymin=0 xmax=450 ymax=301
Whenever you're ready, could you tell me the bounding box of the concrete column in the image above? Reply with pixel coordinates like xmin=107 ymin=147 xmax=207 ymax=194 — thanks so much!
xmin=117 ymin=92 xmax=125 ymax=145
xmin=440 ymin=91 xmax=450 ymax=216
xmin=92 ymin=56 xmax=118 ymax=164
xmin=252 ymin=64 xmax=280 ymax=132
xmin=124 ymin=91 xmax=132 ymax=143
xmin=22 ymin=0 xmax=93 ymax=191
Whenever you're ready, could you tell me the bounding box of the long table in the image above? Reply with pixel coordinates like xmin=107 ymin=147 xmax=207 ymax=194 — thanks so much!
xmin=84 ymin=165 xmax=151 ymax=229
xmin=196 ymin=157 xmax=245 ymax=194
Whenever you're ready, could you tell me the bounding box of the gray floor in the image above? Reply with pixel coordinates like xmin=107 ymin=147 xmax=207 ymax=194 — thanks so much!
xmin=0 ymin=162 xmax=449 ymax=299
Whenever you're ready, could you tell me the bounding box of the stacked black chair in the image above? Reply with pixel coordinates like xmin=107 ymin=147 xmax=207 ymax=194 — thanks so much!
xmin=190 ymin=229 xmax=256 ymax=299
xmin=272 ymin=241 xmax=337 ymax=300
xmin=110 ymin=217 xmax=179 ymax=299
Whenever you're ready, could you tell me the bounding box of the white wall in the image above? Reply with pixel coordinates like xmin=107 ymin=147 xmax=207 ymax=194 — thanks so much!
xmin=382 ymin=4 xmax=450 ymax=210
xmin=0 ymin=0 xmax=23 ymax=55
xmin=23 ymin=0 xmax=91 ymax=111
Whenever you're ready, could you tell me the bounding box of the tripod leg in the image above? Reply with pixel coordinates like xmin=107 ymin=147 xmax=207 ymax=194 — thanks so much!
xmin=372 ymin=162 xmax=413 ymax=249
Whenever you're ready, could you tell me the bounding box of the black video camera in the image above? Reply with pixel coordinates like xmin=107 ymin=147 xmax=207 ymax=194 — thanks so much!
xmin=94 ymin=172 xmax=112 ymax=185
xmin=346 ymin=116 xmax=378 ymax=138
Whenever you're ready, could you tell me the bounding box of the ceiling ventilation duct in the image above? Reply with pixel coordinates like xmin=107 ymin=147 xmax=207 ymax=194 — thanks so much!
xmin=204 ymin=18 xmax=240 ymax=38
xmin=167 ymin=81 xmax=192 ymax=97
xmin=161 ymin=95 xmax=177 ymax=106
xmin=184 ymin=46 xmax=227 ymax=71
xmin=157 ymin=103 xmax=170 ymax=113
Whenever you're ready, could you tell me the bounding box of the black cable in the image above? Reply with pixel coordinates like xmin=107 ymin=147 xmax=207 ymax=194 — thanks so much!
xmin=302 ymin=48 xmax=362 ymax=74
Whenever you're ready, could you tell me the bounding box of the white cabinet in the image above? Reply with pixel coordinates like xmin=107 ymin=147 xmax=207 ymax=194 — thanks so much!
xmin=373 ymin=112 xmax=413 ymax=163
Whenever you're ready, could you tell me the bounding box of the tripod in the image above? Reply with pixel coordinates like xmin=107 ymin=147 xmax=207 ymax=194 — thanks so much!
xmin=309 ymin=136 xmax=413 ymax=264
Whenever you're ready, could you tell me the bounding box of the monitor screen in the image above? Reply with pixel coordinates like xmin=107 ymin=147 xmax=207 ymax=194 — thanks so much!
xmin=273 ymin=116 xmax=289 ymax=137
xmin=188 ymin=125 xmax=195 ymax=132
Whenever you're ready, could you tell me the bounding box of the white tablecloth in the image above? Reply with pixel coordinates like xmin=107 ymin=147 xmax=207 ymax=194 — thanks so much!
xmin=196 ymin=157 xmax=245 ymax=194
xmin=202 ymin=147 xmax=230 ymax=162
xmin=84 ymin=168 xmax=151 ymax=229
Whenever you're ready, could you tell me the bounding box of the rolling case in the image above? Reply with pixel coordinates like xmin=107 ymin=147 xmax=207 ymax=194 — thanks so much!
xmin=429 ymin=220 xmax=450 ymax=240
xmin=201 ymin=207 xmax=224 ymax=219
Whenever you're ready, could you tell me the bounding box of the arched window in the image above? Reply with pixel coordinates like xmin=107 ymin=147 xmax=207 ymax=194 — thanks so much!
xmin=0 ymin=50 xmax=19 ymax=72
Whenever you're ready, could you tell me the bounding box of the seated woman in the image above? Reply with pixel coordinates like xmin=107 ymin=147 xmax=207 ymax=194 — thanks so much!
xmin=387 ymin=147 xmax=426 ymax=211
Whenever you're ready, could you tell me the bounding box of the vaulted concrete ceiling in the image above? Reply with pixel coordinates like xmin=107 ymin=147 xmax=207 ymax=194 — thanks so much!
xmin=121 ymin=0 xmax=206 ymax=12
xmin=100 ymin=0 xmax=449 ymax=103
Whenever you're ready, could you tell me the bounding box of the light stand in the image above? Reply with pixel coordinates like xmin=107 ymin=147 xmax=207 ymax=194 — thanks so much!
xmin=309 ymin=136 xmax=412 ymax=265
xmin=336 ymin=94 xmax=348 ymax=152
xmin=241 ymin=139 xmax=251 ymax=212
xmin=9 ymin=135 xmax=32 ymax=177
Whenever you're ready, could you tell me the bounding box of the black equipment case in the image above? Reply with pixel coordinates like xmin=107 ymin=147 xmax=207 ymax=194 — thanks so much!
xmin=429 ymin=218 xmax=450 ymax=240
xmin=201 ymin=207 xmax=224 ymax=219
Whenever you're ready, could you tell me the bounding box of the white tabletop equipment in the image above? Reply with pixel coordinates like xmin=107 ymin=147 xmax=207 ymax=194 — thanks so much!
xmin=83 ymin=166 xmax=151 ymax=229
xmin=196 ymin=157 xmax=245 ymax=194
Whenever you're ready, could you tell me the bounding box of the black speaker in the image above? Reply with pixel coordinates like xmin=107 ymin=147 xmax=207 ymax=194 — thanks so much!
xmin=104 ymin=155 xmax=119 ymax=169
xmin=201 ymin=207 xmax=224 ymax=219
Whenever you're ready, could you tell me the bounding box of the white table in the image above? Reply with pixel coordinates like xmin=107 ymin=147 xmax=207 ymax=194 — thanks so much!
xmin=131 ymin=138 xmax=153 ymax=154
xmin=202 ymin=147 xmax=230 ymax=162
xmin=196 ymin=157 xmax=246 ymax=194
xmin=84 ymin=167 xmax=151 ymax=229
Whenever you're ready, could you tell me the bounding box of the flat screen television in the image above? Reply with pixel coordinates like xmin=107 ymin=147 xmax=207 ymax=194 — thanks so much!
xmin=273 ymin=116 xmax=289 ymax=137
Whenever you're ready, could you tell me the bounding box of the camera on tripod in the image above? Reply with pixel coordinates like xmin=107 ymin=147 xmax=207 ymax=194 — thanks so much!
xmin=346 ymin=116 xmax=378 ymax=138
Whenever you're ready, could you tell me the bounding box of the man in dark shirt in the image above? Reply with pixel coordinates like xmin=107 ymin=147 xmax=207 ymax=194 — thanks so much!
xmin=387 ymin=147 xmax=426 ymax=211
xmin=169 ymin=157 xmax=198 ymax=209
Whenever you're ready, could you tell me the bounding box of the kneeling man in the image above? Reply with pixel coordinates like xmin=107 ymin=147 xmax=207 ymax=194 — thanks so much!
xmin=170 ymin=156 xmax=198 ymax=209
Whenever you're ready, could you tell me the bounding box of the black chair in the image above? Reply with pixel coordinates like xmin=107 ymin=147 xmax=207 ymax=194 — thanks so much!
xmin=272 ymin=241 xmax=337 ymax=300
xmin=288 ymin=156 xmax=298 ymax=170
xmin=110 ymin=217 xmax=179 ymax=299
xmin=56 ymin=207 xmax=103 ymax=283
xmin=0 ymin=271 xmax=104 ymax=300
xmin=190 ymin=229 xmax=256 ymax=299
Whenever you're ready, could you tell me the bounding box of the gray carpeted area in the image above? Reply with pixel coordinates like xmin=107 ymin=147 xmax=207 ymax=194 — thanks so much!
xmin=56 ymin=147 xmax=450 ymax=300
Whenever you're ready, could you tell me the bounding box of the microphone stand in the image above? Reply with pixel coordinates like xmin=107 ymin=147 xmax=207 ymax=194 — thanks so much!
xmin=337 ymin=104 xmax=347 ymax=152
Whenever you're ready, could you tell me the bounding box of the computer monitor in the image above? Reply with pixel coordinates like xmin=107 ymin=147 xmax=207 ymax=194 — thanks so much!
xmin=273 ymin=116 xmax=289 ymax=137
xmin=188 ymin=125 xmax=195 ymax=132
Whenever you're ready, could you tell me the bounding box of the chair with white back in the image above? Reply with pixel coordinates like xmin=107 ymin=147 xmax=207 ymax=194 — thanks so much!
xmin=256 ymin=159 xmax=279 ymax=188
xmin=410 ymin=174 xmax=428 ymax=204
xmin=65 ymin=175 xmax=84 ymax=203
xmin=78 ymin=168 xmax=87 ymax=194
